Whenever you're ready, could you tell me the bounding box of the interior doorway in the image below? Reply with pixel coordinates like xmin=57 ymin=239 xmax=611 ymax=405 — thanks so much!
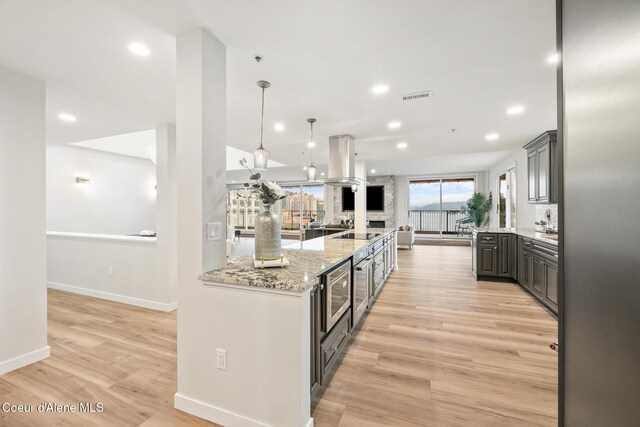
xmin=498 ymin=168 xmax=517 ymax=228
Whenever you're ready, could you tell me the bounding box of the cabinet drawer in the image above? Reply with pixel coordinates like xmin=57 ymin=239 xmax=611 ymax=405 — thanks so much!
xmin=321 ymin=311 xmax=351 ymax=375
xmin=533 ymin=241 xmax=558 ymax=261
xmin=478 ymin=233 xmax=498 ymax=244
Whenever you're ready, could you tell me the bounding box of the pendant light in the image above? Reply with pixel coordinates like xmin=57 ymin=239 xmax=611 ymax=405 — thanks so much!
xmin=253 ymin=80 xmax=271 ymax=170
xmin=306 ymin=118 xmax=317 ymax=181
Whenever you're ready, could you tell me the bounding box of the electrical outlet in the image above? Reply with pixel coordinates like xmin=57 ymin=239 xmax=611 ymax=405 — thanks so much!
xmin=109 ymin=267 xmax=114 ymax=277
xmin=216 ymin=349 xmax=227 ymax=371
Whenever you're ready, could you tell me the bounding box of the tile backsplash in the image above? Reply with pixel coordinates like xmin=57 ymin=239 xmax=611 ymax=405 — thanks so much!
xmin=535 ymin=204 xmax=558 ymax=228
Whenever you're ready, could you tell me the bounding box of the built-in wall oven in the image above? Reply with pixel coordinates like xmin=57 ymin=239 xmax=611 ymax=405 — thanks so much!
xmin=322 ymin=259 xmax=352 ymax=332
xmin=353 ymin=248 xmax=373 ymax=327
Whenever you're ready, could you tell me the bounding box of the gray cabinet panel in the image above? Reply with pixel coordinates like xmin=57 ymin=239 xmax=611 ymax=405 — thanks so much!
xmin=528 ymin=152 xmax=537 ymax=202
xmin=545 ymin=262 xmax=558 ymax=308
xmin=532 ymin=256 xmax=545 ymax=297
xmin=498 ymin=234 xmax=512 ymax=277
xmin=478 ymin=244 xmax=498 ymax=276
xmin=524 ymin=131 xmax=557 ymax=204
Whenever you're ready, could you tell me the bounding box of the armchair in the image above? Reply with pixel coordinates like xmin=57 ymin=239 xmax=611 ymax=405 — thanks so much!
xmin=397 ymin=225 xmax=415 ymax=249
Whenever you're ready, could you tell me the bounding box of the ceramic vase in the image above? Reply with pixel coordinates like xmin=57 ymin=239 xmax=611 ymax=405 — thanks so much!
xmin=254 ymin=203 xmax=282 ymax=261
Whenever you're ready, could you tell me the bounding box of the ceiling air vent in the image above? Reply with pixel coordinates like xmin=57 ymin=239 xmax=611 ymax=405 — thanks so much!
xmin=401 ymin=90 xmax=433 ymax=102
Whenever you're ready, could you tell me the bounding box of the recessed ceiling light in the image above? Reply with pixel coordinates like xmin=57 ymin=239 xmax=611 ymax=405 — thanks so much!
xmin=485 ymin=133 xmax=499 ymax=141
xmin=372 ymin=84 xmax=389 ymax=94
xmin=397 ymin=142 xmax=408 ymax=149
xmin=320 ymin=172 xmax=325 ymax=176
xmin=370 ymin=169 xmax=376 ymax=174
xmin=128 ymin=43 xmax=150 ymax=56
xmin=231 ymin=180 xmax=236 ymax=183
xmin=58 ymin=113 xmax=77 ymax=122
xmin=307 ymin=142 xmax=316 ymax=148
xmin=547 ymin=53 xmax=560 ymax=64
xmin=388 ymin=121 xmax=401 ymax=129
xmin=274 ymin=122 xmax=285 ymax=132
xmin=507 ymin=105 xmax=525 ymax=115
xmin=303 ymin=166 xmax=308 ymax=170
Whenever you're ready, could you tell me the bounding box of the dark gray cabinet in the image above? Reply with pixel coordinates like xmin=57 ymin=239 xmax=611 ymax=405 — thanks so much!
xmin=517 ymin=237 xmax=533 ymax=289
xmin=532 ymin=256 xmax=546 ymax=297
xmin=545 ymin=261 xmax=558 ymax=310
xmin=476 ymin=232 xmax=558 ymax=315
xmin=474 ymin=232 xmax=516 ymax=279
xmin=498 ymin=234 xmax=516 ymax=278
xmin=516 ymin=238 xmax=559 ymax=315
xmin=524 ymin=130 xmax=557 ymax=204
xmin=478 ymin=244 xmax=498 ymax=276
xmin=320 ymin=310 xmax=351 ymax=384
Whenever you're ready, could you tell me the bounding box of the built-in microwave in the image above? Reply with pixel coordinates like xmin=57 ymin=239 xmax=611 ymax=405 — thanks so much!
xmin=322 ymin=260 xmax=351 ymax=332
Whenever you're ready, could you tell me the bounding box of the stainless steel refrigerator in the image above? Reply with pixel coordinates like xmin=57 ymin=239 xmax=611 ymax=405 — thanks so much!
xmin=560 ymin=0 xmax=640 ymax=425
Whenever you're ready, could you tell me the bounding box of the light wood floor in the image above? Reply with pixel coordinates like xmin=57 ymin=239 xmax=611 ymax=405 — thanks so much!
xmin=312 ymin=245 xmax=558 ymax=426
xmin=0 ymin=245 xmax=557 ymax=426
xmin=0 ymin=290 xmax=216 ymax=427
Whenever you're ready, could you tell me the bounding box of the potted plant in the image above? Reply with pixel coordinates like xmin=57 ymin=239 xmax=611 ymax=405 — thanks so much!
xmin=460 ymin=193 xmax=490 ymax=227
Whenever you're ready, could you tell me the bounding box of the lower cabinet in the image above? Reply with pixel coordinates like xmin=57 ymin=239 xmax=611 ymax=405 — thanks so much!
xmin=532 ymin=256 xmax=546 ymax=297
xmin=476 ymin=232 xmax=558 ymax=316
xmin=320 ymin=311 xmax=351 ymax=385
xmin=478 ymin=244 xmax=498 ymax=276
xmin=545 ymin=261 xmax=559 ymax=310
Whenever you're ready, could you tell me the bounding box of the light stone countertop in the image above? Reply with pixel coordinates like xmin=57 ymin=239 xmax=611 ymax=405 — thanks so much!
xmin=472 ymin=227 xmax=559 ymax=246
xmin=200 ymin=228 xmax=397 ymax=293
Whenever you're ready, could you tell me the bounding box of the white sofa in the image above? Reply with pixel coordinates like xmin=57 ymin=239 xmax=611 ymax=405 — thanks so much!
xmin=397 ymin=225 xmax=415 ymax=249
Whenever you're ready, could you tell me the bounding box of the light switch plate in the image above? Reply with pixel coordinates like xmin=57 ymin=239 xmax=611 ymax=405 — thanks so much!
xmin=207 ymin=222 xmax=222 ymax=241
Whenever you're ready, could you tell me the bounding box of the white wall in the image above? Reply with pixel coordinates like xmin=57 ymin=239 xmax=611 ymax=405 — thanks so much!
xmin=47 ymin=233 xmax=175 ymax=311
xmin=0 ymin=67 xmax=49 ymax=374
xmin=47 ymin=145 xmax=156 ymax=235
xmin=486 ymin=149 xmax=535 ymax=228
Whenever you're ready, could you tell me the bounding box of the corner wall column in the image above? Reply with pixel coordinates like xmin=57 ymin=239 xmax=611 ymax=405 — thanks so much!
xmin=155 ymin=123 xmax=178 ymax=305
xmin=0 ymin=67 xmax=49 ymax=374
xmin=174 ymin=27 xmax=227 ymax=416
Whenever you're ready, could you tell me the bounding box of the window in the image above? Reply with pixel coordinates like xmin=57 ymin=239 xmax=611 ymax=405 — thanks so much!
xmin=408 ymin=177 xmax=475 ymax=238
xmin=228 ymin=184 xmax=325 ymax=233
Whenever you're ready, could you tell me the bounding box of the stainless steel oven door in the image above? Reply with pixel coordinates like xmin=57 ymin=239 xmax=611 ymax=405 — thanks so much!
xmin=353 ymin=257 xmax=372 ymax=326
xmin=325 ymin=262 xmax=351 ymax=331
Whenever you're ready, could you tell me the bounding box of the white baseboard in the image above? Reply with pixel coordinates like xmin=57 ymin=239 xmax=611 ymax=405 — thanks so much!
xmin=175 ymin=393 xmax=312 ymax=427
xmin=47 ymin=281 xmax=177 ymax=312
xmin=0 ymin=346 xmax=50 ymax=375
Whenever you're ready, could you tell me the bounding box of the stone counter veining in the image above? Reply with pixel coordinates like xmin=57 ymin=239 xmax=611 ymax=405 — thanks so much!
xmin=200 ymin=228 xmax=396 ymax=293
xmin=473 ymin=227 xmax=558 ymax=246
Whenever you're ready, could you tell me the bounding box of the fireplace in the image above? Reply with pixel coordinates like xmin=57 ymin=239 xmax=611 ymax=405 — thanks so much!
xmin=369 ymin=220 xmax=385 ymax=228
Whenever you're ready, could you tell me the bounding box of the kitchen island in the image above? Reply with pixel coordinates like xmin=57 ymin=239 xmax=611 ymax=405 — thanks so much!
xmin=181 ymin=229 xmax=397 ymax=427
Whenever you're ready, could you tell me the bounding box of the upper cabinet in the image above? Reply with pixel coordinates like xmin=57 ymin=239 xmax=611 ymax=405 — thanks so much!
xmin=525 ymin=130 xmax=558 ymax=204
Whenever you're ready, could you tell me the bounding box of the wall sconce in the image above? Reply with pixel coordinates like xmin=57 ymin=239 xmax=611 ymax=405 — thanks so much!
xmin=75 ymin=176 xmax=90 ymax=184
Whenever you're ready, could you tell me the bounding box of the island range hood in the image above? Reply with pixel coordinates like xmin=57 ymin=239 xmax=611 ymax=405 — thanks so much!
xmin=320 ymin=134 xmax=366 ymax=187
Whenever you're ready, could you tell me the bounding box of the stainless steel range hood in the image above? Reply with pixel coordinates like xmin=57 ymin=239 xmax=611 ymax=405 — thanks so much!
xmin=320 ymin=134 xmax=366 ymax=187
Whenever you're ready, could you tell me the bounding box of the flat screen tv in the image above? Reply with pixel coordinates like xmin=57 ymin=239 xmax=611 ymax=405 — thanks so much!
xmin=342 ymin=185 xmax=385 ymax=211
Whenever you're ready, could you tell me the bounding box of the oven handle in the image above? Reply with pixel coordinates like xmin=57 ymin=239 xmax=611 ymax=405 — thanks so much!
xmin=355 ymin=259 xmax=373 ymax=271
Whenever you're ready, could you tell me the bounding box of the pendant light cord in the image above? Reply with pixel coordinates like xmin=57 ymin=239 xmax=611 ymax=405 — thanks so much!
xmin=259 ymin=86 xmax=265 ymax=150
xmin=309 ymin=121 xmax=314 ymax=165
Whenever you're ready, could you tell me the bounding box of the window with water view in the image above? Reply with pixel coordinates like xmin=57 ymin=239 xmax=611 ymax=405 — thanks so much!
xmin=408 ymin=177 xmax=475 ymax=238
